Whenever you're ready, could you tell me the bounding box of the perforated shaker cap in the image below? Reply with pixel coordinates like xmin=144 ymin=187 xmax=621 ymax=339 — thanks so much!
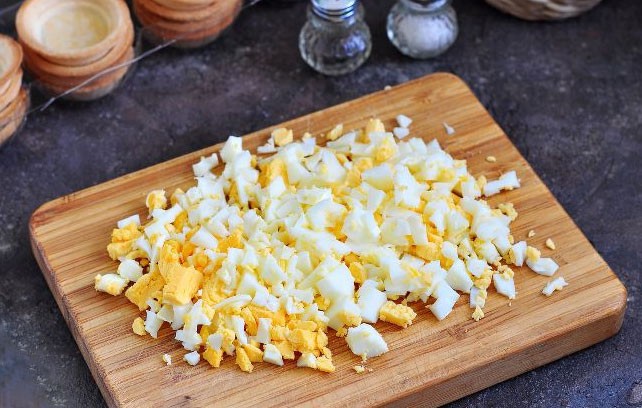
xmin=312 ymin=0 xmax=358 ymax=19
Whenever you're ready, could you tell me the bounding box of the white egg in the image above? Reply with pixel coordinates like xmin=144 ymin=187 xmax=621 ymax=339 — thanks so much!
xmin=325 ymin=297 xmax=360 ymax=330
xmin=483 ymin=171 xmax=520 ymax=197
xmin=511 ymin=241 xmax=527 ymax=266
xmin=117 ymin=214 xmax=140 ymax=229
xmin=542 ymin=277 xmax=568 ymax=296
xmin=94 ymin=273 xmax=128 ymax=295
xmin=446 ymin=259 xmax=473 ymax=293
xmin=492 ymin=274 xmax=516 ymax=299
xmin=346 ymin=324 xmax=389 ymax=358
xmin=220 ymin=136 xmax=243 ymax=163
xmin=263 ymin=344 xmax=284 ymax=366
xmin=362 ymin=164 xmax=394 ymax=191
xmin=469 ymin=286 xmax=486 ymax=308
xmin=144 ymin=310 xmax=164 ymax=338
xmin=189 ymin=228 xmax=219 ymax=250
xmin=192 ymin=153 xmax=219 ymax=177
xmin=183 ymin=351 xmax=201 ymax=366
xmin=527 ymin=257 xmax=559 ymax=276
xmin=228 ymin=315 xmax=248 ymax=345
xmin=466 ymin=258 xmax=487 ymax=278
xmin=357 ymin=283 xmax=387 ymax=323
xmin=393 ymin=127 xmax=410 ymax=139
xmin=297 ymin=352 xmax=318 ymax=369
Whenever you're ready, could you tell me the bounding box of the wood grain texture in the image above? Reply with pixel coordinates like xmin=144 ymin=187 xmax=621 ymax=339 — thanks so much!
xmin=29 ymin=73 xmax=626 ymax=408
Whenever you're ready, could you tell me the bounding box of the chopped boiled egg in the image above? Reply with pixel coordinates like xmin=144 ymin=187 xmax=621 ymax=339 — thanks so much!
xmin=96 ymin=115 xmax=561 ymax=374
xmin=184 ymin=351 xmax=200 ymax=366
xmin=346 ymin=324 xmax=389 ymax=358
xmin=542 ymin=277 xmax=568 ymax=296
xmin=396 ymin=114 xmax=412 ymax=128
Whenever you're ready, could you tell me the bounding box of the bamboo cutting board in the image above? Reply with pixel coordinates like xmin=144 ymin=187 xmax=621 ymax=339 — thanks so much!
xmin=30 ymin=73 xmax=626 ymax=408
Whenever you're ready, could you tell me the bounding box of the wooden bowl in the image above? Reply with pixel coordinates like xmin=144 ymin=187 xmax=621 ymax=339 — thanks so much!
xmin=485 ymin=0 xmax=602 ymax=20
xmin=36 ymin=47 xmax=134 ymax=101
xmin=0 ymin=35 xmax=24 ymax=90
xmin=16 ymin=0 xmax=131 ymax=67
xmin=0 ymin=88 xmax=29 ymax=148
xmin=141 ymin=0 xmax=220 ymax=22
xmin=134 ymin=0 xmax=241 ymax=48
xmin=20 ymin=19 xmax=134 ymax=79
xmin=0 ymin=70 xmax=23 ymax=113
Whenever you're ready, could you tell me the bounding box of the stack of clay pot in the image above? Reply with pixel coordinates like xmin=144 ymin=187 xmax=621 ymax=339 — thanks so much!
xmin=16 ymin=0 xmax=135 ymax=101
xmin=0 ymin=35 xmax=29 ymax=148
xmin=133 ymin=0 xmax=243 ymax=48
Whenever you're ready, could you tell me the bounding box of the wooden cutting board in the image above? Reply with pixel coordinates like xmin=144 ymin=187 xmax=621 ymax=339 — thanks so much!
xmin=30 ymin=73 xmax=626 ymax=408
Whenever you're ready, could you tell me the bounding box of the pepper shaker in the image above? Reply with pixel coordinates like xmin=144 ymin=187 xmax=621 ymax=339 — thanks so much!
xmin=299 ymin=0 xmax=372 ymax=76
xmin=387 ymin=0 xmax=458 ymax=59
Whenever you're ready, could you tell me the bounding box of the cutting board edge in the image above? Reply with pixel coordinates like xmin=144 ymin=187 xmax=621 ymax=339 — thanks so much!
xmin=29 ymin=228 xmax=121 ymax=408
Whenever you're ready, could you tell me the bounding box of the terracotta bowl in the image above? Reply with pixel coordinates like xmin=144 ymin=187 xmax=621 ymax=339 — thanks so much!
xmin=36 ymin=46 xmax=134 ymax=101
xmin=135 ymin=0 xmax=241 ymax=48
xmin=21 ymin=19 xmax=134 ymax=79
xmin=0 ymin=35 xmax=24 ymax=90
xmin=0 ymin=88 xmax=29 ymax=148
xmin=0 ymin=70 xmax=24 ymax=113
xmin=16 ymin=0 xmax=131 ymax=67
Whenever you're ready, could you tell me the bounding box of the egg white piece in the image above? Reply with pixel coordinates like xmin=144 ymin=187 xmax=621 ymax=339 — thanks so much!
xmin=511 ymin=241 xmax=527 ymax=267
xmin=396 ymin=114 xmax=413 ymax=128
xmin=357 ymin=283 xmax=388 ymax=323
xmin=492 ymin=274 xmax=516 ymax=299
xmin=446 ymin=260 xmax=474 ymax=293
xmin=483 ymin=171 xmax=520 ymax=197
xmin=117 ymin=259 xmax=143 ymax=282
xmin=263 ymin=344 xmax=284 ymax=366
xmin=117 ymin=214 xmax=140 ymax=229
xmin=94 ymin=273 xmax=128 ymax=296
xmin=144 ymin=310 xmax=164 ymax=338
xmin=526 ymin=257 xmax=559 ymax=276
xmin=346 ymin=324 xmax=389 ymax=358
xmin=297 ymin=352 xmax=318 ymax=369
xmin=393 ymin=127 xmax=410 ymax=139
xmin=184 ymin=351 xmax=201 ymax=366
xmin=542 ymin=277 xmax=568 ymax=296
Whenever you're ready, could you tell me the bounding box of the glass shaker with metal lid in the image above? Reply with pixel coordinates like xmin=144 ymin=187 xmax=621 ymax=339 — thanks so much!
xmin=299 ymin=0 xmax=372 ymax=76
xmin=387 ymin=0 xmax=458 ymax=59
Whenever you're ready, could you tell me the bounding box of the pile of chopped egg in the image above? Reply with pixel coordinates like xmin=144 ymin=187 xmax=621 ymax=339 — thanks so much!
xmin=94 ymin=115 xmax=566 ymax=373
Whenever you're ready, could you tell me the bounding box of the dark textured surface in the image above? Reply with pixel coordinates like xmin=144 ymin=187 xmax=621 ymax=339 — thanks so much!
xmin=0 ymin=0 xmax=640 ymax=407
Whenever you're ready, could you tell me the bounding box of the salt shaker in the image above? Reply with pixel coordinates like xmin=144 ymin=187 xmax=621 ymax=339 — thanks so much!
xmin=387 ymin=0 xmax=458 ymax=59
xmin=299 ymin=0 xmax=371 ymax=76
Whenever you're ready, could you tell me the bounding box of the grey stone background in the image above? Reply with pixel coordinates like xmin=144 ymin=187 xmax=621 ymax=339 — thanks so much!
xmin=0 ymin=0 xmax=640 ymax=406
